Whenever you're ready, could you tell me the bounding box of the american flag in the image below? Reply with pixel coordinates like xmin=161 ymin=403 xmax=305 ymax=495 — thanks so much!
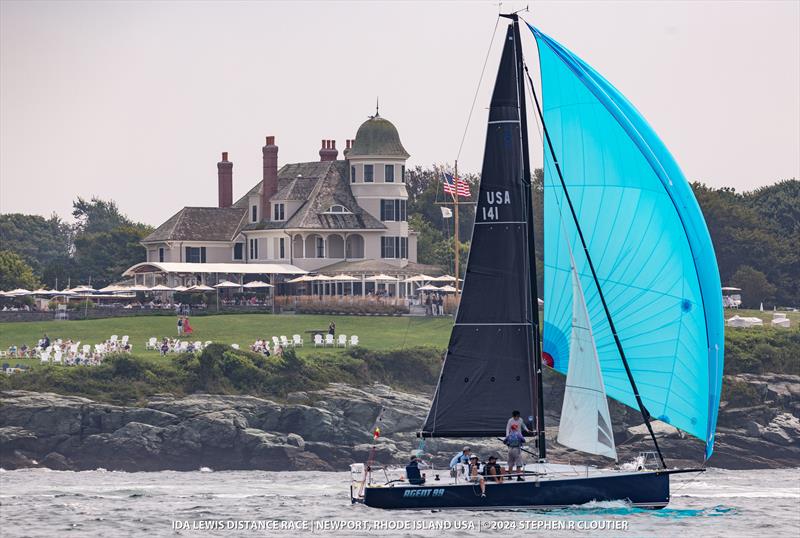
xmin=442 ymin=172 xmax=471 ymax=197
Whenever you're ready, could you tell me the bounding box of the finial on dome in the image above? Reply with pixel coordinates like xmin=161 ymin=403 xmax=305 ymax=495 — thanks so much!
xmin=375 ymin=96 xmax=380 ymax=117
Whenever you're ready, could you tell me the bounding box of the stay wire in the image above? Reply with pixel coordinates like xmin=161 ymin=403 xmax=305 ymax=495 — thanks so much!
xmin=455 ymin=16 xmax=501 ymax=162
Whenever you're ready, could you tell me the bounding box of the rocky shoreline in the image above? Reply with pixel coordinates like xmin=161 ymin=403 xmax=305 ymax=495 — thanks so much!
xmin=1 ymin=374 xmax=798 ymax=472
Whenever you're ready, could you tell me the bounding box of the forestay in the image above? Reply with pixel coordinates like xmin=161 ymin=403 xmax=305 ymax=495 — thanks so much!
xmin=530 ymin=25 xmax=724 ymax=458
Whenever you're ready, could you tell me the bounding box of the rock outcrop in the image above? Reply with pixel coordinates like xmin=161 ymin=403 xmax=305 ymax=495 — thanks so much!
xmin=1 ymin=374 xmax=798 ymax=472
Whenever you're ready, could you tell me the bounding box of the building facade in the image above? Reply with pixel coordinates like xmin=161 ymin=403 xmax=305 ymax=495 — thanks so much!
xmin=140 ymin=113 xmax=420 ymax=274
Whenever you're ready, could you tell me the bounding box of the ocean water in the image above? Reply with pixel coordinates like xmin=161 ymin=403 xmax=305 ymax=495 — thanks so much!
xmin=0 ymin=468 xmax=798 ymax=537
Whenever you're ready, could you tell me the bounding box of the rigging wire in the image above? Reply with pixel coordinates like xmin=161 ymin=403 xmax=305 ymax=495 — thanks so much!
xmin=455 ymin=16 xmax=501 ymax=162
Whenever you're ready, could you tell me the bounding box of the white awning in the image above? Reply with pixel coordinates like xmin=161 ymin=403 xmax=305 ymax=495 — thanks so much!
xmin=123 ymin=262 xmax=307 ymax=276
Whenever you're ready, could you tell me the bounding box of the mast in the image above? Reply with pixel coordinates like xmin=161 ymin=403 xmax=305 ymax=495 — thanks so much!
xmin=503 ymin=13 xmax=546 ymax=461
xmin=454 ymin=160 xmax=460 ymax=296
xmin=523 ymin=42 xmax=667 ymax=469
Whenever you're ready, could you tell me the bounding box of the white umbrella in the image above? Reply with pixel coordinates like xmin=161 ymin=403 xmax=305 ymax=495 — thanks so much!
xmin=214 ymin=280 xmax=242 ymax=289
xmin=288 ymin=275 xmax=314 ymax=283
xmin=429 ymin=275 xmax=462 ymax=283
xmin=367 ymin=274 xmax=399 ymax=282
xmin=187 ymin=284 xmax=215 ymax=292
xmin=173 ymin=285 xmax=189 ymax=292
xmin=53 ymin=289 xmax=76 ymax=296
xmin=309 ymin=274 xmax=333 ymax=281
xmin=32 ymin=288 xmax=57 ymax=295
xmin=404 ymin=274 xmax=434 ymax=282
xmin=439 ymin=285 xmax=457 ymax=293
xmin=70 ymin=285 xmax=96 ymax=293
xmin=125 ymin=284 xmax=151 ymax=292
xmin=721 ymin=286 xmax=741 ymax=292
xmin=329 ymin=274 xmax=359 ymax=281
xmin=98 ymin=284 xmax=123 ymax=293
xmin=242 ymin=281 xmax=274 ymax=288
xmin=417 ymin=284 xmax=441 ymax=292
xmin=5 ymin=288 xmax=32 ymax=296
xmin=149 ymin=284 xmax=175 ymax=292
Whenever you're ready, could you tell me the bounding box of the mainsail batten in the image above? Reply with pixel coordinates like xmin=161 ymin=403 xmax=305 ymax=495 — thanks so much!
xmin=530 ymin=25 xmax=724 ymax=458
xmin=420 ymin=24 xmax=541 ymax=439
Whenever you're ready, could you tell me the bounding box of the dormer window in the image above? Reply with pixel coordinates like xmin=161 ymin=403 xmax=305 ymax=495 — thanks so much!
xmin=251 ymin=205 xmax=258 ymax=223
xmin=323 ymin=205 xmax=353 ymax=214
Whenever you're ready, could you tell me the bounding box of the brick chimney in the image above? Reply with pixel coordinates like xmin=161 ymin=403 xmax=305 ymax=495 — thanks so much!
xmin=343 ymin=139 xmax=355 ymax=158
xmin=217 ymin=152 xmax=233 ymax=208
xmin=262 ymin=136 xmax=278 ymax=221
xmin=319 ymin=139 xmax=338 ymax=162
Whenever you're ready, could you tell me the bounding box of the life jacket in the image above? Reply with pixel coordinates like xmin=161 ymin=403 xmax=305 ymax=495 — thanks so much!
xmin=506 ymin=431 xmax=525 ymax=448
xmin=405 ymin=462 xmax=424 ymax=485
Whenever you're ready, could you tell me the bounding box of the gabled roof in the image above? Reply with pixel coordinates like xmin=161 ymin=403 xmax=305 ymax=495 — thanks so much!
xmin=239 ymin=160 xmax=385 ymax=231
xmin=142 ymin=207 xmax=247 ymax=242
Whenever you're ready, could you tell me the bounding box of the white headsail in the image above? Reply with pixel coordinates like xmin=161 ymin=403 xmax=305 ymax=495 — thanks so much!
xmin=557 ymin=253 xmax=617 ymax=460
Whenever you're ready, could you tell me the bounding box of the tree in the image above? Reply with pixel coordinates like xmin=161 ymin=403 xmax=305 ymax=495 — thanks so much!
xmin=72 ymin=223 xmax=152 ymax=287
xmin=730 ymin=265 xmax=776 ymax=309
xmin=0 ymin=250 xmax=40 ymax=290
xmin=0 ymin=213 xmax=72 ymax=277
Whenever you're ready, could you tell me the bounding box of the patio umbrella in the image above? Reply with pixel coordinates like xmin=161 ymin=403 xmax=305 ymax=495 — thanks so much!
xmin=214 ymin=281 xmax=242 ymax=289
xmin=429 ymin=275 xmax=463 ymax=283
xmin=186 ymin=284 xmax=215 ymax=292
xmin=242 ymin=281 xmax=274 ymax=288
xmin=309 ymin=274 xmax=333 ymax=281
xmin=329 ymin=274 xmax=359 ymax=281
xmin=439 ymin=285 xmax=457 ymax=293
xmin=70 ymin=285 xmax=96 ymax=293
xmin=173 ymin=285 xmax=189 ymax=292
xmin=5 ymin=288 xmax=33 ymax=296
xmin=417 ymin=284 xmax=441 ymax=292
xmin=32 ymin=288 xmax=57 ymax=295
xmin=404 ymin=274 xmax=434 ymax=282
xmin=288 ymin=275 xmax=314 ymax=283
xmin=52 ymin=289 xmax=76 ymax=296
xmin=98 ymin=284 xmax=123 ymax=293
xmin=366 ymin=274 xmax=399 ymax=281
xmin=149 ymin=284 xmax=175 ymax=292
xmin=721 ymin=287 xmax=741 ymax=292
xmin=125 ymin=284 xmax=151 ymax=293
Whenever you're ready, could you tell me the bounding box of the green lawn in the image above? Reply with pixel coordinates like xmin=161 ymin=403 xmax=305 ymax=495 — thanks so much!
xmin=0 ymin=314 xmax=454 ymax=368
xmin=724 ymin=308 xmax=799 ymax=326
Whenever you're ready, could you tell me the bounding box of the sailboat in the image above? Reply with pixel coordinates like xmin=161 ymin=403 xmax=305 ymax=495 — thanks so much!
xmin=350 ymin=13 xmax=724 ymax=510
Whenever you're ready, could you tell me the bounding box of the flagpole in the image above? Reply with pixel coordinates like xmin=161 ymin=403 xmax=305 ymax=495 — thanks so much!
xmin=453 ymin=161 xmax=460 ymax=297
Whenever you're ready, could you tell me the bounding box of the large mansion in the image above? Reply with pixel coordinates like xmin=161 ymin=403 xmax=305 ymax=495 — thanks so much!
xmin=139 ymin=113 xmax=424 ymax=279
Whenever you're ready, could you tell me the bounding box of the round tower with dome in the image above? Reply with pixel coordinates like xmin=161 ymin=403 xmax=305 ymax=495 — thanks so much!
xmin=346 ymin=109 xmax=412 ymax=265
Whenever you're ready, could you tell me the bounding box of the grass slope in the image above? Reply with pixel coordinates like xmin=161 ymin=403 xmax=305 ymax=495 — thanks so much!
xmin=0 ymin=314 xmax=453 ymax=368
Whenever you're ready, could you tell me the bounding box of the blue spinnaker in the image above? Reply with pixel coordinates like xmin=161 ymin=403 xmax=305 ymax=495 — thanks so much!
xmin=529 ymin=25 xmax=724 ymax=459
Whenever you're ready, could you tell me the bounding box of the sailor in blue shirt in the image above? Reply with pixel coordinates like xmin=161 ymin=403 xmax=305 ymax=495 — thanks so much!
xmin=449 ymin=446 xmax=472 ymax=469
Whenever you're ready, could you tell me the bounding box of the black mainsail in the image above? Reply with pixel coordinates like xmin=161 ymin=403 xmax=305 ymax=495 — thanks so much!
xmin=420 ymin=19 xmax=544 ymax=446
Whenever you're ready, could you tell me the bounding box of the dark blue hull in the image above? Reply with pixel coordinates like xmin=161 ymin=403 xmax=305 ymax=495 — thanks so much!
xmin=361 ymin=470 xmax=670 ymax=510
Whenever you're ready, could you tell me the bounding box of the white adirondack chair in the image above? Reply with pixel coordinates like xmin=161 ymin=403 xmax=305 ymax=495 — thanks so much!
xmin=325 ymin=334 xmax=334 ymax=347
xmin=272 ymin=336 xmax=280 ymax=348
xmin=349 ymin=335 xmax=359 ymax=347
xmin=146 ymin=337 xmax=157 ymax=350
xmin=110 ymin=335 xmax=118 ymax=344
xmin=314 ymin=334 xmax=323 ymax=347
xmin=337 ymin=334 xmax=347 ymax=347
xmin=69 ymin=344 xmax=79 ymax=354
xmin=179 ymin=341 xmax=189 ymax=352
xmin=53 ymin=350 xmax=63 ymax=364
xmin=280 ymin=335 xmax=291 ymax=348
xmin=40 ymin=351 xmax=50 ymax=363
xmin=204 ymin=341 xmax=213 ymax=348
xmin=231 ymin=343 xmax=240 ymax=350
xmin=292 ymin=334 xmax=303 ymax=347
xmin=121 ymin=335 xmax=129 ymax=346
xmin=82 ymin=344 xmax=91 ymax=355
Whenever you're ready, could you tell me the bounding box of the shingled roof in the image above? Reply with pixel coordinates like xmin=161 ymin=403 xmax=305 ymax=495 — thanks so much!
xmin=238 ymin=160 xmax=385 ymax=231
xmin=142 ymin=207 xmax=247 ymax=242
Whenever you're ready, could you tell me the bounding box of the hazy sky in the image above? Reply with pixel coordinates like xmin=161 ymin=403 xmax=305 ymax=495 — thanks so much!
xmin=1 ymin=0 xmax=798 ymax=226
